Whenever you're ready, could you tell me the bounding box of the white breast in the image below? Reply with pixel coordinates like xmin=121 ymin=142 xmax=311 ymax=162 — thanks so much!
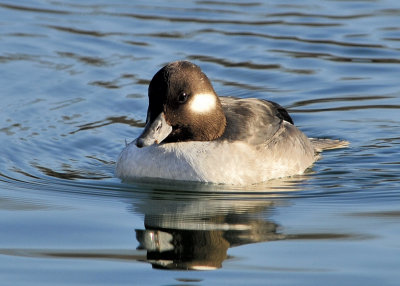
xmin=115 ymin=124 xmax=316 ymax=185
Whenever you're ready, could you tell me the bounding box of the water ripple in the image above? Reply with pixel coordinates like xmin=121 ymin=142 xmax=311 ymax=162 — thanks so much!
xmin=1 ymin=0 xmax=400 ymax=281
xmin=0 ymin=3 xmax=70 ymax=14
xmin=191 ymin=28 xmax=387 ymax=48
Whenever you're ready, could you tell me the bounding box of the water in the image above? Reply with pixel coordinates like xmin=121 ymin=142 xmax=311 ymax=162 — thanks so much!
xmin=1 ymin=0 xmax=399 ymax=285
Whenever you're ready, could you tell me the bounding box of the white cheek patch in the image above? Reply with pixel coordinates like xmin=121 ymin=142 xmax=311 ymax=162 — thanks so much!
xmin=189 ymin=93 xmax=216 ymax=113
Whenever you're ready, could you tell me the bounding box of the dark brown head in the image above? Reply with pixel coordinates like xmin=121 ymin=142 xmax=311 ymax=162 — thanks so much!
xmin=136 ymin=61 xmax=227 ymax=147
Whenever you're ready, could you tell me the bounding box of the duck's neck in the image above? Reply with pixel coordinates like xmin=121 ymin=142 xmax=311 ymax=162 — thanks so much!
xmin=196 ymin=105 xmax=226 ymax=141
xmin=164 ymin=104 xmax=226 ymax=143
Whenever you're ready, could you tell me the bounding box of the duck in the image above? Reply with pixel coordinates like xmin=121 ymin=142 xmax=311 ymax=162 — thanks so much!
xmin=116 ymin=60 xmax=348 ymax=185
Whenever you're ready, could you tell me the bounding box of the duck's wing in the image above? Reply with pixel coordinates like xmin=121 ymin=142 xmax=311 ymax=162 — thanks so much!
xmin=220 ymin=97 xmax=293 ymax=145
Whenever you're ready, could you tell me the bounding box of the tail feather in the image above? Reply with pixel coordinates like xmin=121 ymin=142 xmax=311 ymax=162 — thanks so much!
xmin=310 ymin=138 xmax=349 ymax=152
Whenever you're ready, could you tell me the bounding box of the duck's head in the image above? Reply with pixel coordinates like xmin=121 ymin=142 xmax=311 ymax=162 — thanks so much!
xmin=135 ymin=61 xmax=227 ymax=148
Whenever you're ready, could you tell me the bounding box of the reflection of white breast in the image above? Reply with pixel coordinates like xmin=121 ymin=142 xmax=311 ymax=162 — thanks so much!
xmin=135 ymin=193 xmax=274 ymax=231
xmin=115 ymin=122 xmax=316 ymax=185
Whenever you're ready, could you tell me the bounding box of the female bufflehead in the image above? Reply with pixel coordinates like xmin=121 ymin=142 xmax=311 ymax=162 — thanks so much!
xmin=116 ymin=61 xmax=348 ymax=185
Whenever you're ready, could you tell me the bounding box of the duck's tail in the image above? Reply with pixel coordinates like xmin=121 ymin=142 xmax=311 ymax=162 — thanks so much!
xmin=310 ymin=138 xmax=349 ymax=152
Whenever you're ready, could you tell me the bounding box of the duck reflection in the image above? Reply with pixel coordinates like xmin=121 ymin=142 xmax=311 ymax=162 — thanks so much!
xmin=133 ymin=186 xmax=287 ymax=270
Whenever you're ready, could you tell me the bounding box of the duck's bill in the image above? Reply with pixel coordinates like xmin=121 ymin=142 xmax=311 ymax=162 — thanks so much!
xmin=135 ymin=112 xmax=172 ymax=148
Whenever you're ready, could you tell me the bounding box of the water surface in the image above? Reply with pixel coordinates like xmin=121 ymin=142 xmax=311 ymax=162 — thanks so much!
xmin=1 ymin=0 xmax=400 ymax=285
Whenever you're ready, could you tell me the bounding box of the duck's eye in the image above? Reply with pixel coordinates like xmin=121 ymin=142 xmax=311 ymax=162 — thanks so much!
xmin=178 ymin=92 xmax=189 ymax=104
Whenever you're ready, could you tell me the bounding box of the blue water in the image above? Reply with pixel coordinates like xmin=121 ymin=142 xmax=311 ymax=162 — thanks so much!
xmin=1 ymin=0 xmax=399 ymax=285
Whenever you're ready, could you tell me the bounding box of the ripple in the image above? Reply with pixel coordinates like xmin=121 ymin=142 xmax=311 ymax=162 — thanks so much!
xmin=45 ymin=25 xmax=128 ymax=37
xmin=188 ymin=54 xmax=281 ymax=70
xmin=70 ymin=116 xmax=144 ymax=134
xmin=0 ymin=248 xmax=146 ymax=262
xmin=188 ymin=54 xmax=315 ymax=74
xmin=350 ymin=210 xmax=400 ymax=218
xmin=196 ymin=1 xmax=262 ymax=7
xmin=289 ymin=104 xmax=400 ymax=113
xmin=270 ymin=49 xmax=400 ymax=64
xmin=195 ymin=28 xmax=387 ymax=48
xmin=0 ymin=3 xmax=70 ymax=15
xmin=90 ymin=73 xmax=150 ymax=89
xmin=114 ymin=10 xmax=342 ymax=27
xmin=57 ymin=52 xmax=111 ymax=67
xmin=289 ymin=95 xmax=396 ymax=108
